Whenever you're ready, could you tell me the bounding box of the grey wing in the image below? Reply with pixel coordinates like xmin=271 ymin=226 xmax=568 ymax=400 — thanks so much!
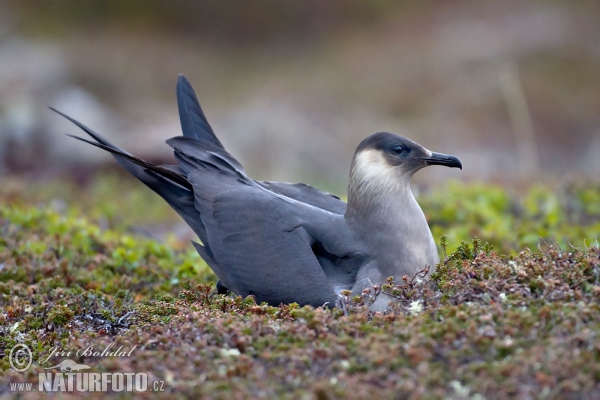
xmin=169 ymin=77 xmax=346 ymax=219
xmin=257 ymin=181 xmax=347 ymax=215
xmin=191 ymin=170 xmax=340 ymax=307
xmin=166 ymin=135 xmax=342 ymax=307
xmin=177 ymin=74 xmax=221 ymax=147
xmin=176 ymin=75 xmax=245 ymax=172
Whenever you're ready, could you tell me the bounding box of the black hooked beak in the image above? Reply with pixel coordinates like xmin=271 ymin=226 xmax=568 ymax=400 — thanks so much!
xmin=418 ymin=152 xmax=462 ymax=169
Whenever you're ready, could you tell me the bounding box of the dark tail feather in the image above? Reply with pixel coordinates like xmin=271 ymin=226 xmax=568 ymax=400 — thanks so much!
xmin=177 ymin=75 xmax=223 ymax=148
xmin=49 ymin=107 xmax=131 ymax=155
xmin=65 ymin=133 xmax=192 ymax=191
xmin=53 ymin=109 xmax=209 ymax=243
xmin=51 ymin=107 xmax=188 ymax=189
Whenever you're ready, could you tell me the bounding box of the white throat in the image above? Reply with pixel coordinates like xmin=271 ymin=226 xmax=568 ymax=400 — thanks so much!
xmin=347 ymin=149 xmax=415 ymax=215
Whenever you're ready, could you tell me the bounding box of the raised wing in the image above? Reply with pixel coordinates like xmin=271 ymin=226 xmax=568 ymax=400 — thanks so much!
xmin=177 ymin=75 xmax=221 ymax=147
xmin=178 ymin=75 xmax=346 ymax=215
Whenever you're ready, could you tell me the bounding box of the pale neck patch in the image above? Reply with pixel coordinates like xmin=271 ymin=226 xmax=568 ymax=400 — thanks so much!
xmin=346 ymin=145 xmax=435 ymax=217
xmin=346 ymin=149 xmax=415 ymax=218
xmin=349 ymin=149 xmax=406 ymax=197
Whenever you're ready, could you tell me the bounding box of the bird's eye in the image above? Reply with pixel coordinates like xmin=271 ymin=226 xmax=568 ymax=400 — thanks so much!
xmin=392 ymin=145 xmax=406 ymax=155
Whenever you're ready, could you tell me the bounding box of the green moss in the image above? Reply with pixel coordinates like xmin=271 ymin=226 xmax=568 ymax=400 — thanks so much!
xmin=47 ymin=304 xmax=75 ymax=326
xmin=421 ymin=181 xmax=600 ymax=254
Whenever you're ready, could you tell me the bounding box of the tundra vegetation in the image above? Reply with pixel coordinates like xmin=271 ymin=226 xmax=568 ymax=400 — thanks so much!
xmin=1 ymin=175 xmax=599 ymax=399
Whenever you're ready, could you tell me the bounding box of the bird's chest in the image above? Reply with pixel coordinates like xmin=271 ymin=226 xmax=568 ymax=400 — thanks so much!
xmin=359 ymin=207 xmax=439 ymax=274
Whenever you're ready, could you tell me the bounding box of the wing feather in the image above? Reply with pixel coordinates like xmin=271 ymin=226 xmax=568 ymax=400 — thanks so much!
xmin=189 ymin=168 xmax=339 ymax=307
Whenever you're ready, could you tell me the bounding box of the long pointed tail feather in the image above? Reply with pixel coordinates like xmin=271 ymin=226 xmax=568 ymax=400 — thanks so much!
xmin=53 ymin=108 xmax=210 ymax=243
xmin=65 ymin=133 xmax=191 ymax=190
xmin=49 ymin=107 xmax=130 ymax=155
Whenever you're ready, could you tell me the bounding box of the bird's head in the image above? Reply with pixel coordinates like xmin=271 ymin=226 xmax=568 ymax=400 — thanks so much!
xmin=349 ymin=132 xmax=462 ymax=198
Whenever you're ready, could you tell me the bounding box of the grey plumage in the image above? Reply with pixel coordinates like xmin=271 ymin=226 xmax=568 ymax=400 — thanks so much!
xmin=54 ymin=75 xmax=461 ymax=310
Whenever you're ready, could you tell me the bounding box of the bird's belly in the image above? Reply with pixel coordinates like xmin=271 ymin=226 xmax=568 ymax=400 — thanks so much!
xmin=353 ymin=226 xmax=439 ymax=293
xmin=397 ymin=233 xmax=439 ymax=273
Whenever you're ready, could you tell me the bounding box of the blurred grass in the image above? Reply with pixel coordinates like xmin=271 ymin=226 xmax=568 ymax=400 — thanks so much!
xmin=421 ymin=181 xmax=600 ymax=255
xmin=1 ymin=171 xmax=181 ymax=239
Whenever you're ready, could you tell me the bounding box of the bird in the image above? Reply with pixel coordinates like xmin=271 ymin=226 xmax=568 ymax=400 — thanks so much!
xmin=52 ymin=75 xmax=461 ymax=311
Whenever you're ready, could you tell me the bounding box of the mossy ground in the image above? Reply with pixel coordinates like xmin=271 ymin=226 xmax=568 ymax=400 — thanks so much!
xmin=1 ymin=174 xmax=599 ymax=399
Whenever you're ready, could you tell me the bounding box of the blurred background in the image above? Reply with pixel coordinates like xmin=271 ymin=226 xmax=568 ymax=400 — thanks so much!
xmin=0 ymin=0 xmax=599 ymax=247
